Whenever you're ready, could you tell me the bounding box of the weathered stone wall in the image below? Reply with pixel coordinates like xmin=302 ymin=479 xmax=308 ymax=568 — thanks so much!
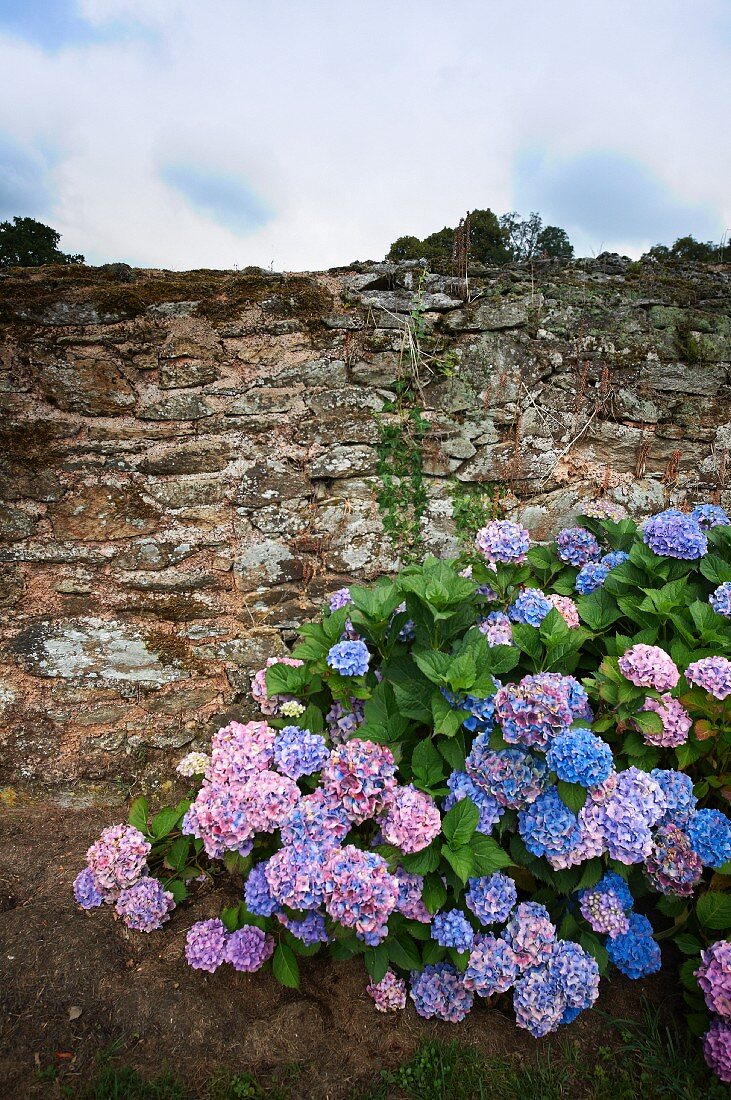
xmin=1 ymin=254 xmax=730 ymax=804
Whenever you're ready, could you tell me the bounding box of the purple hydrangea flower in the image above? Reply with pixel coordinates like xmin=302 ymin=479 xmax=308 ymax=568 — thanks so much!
xmin=273 ymin=725 xmax=330 ymax=780
xmin=276 ymin=909 xmax=330 ymax=945
xmin=465 ymin=873 xmax=517 ymax=926
xmin=513 ymin=966 xmax=565 ymax=1037
xmin=73 ymin=868 xmax=104 ymax=909
xmin=546 ymin=728 xmax=614 ymax=788
xmin=581 ymin=499 xmax=626 ymax=521
xmin=279 ymin=788 xmax=350 ymax=850
xmin=710 ymin=583 xmax=731 ymax=618
xmin=575 ymin=561 xmax=610 ymax=594
xmin=185 ymin=918 xmax=228 ymax=973
xmin=618 ymin=644 xmax=679 ymax=691
xmin=265 ymin=842 xmax=327 ymax=911
xmin=593 ymin=870 xmax=634 ymax=911
xmin=381 ymin=785 xmax=441 ymax=854
xmin=244 ymin=861 xmax=278 ymax=917
xmin=685 ymin=657 xmax=731 ymax=700
xmin=494 ymin=673 xmax=580 ymax=750
xmin=86 ymin=824 xmax=151 ymax=894
xmin=444 ymin=771 xmax=504 ymax=834
xmin=696 ymin=941 xmax=731 ymax=1019
xmin=321 ymin=739 xmax=397 ymax=824
xmin=644 ymin=824 xmax=703 ymax=896
xmin=650 ymin=769 xmax=697 ymax=826
xmin=326 ymin=639 xmax=370 ymax=676
xmin=606 ymin=913 xmax=661 ymax=979
xmin=115 ymin=878 xmax=175 ymax=933
xmin=224 ymin=925 xmax=274 ymax=972
xmin=703 ymin=1018 xmax=731 ymax=1083
xmin=322 ymin=845 xmax=398 ymax=946
xmin=643 ymin=510 xmax=707 ymax=559
xmin=326 ymin=698 xmax=365 ymax=743
xmin=692 ymin=504 xmax=730 ymax=530
xmin=464 ymin=933 xmax=519 ymax=996
xmin=639 ymin=694 xmax=692 ymax=747
xmin=410 ymin=963 xmax=474 ymax=1022
xmin=579 ymin=887 xmax=630 ymax=938
xmin=508 ymin=588 xmax=552 ymax=627
xmin=393 ymin=868 xmax=431 ymax=923
xmin=548 ymin=940 xmax=600 ymax=1011
xmin=502 ymin=902 xmax=556 ymax=971
xmin=467 ymin=746 xmax=548 ymax=810
xmin=687 ymin=809 xmax=731 ymax=868
xmin=478 ymin=611 xmax=513 ymax=646
xmin=367 ymin=969 xmax=407 ymax=1012
xmin=329 ymin=587 xmax=353 ymax=611
xmin=556 ymin=526 xmax=602 ymax=567
xmin=431 ymin=909 xmax=475 ymax=952
xmin=475 ymin=520 xmax=530 ymax=564
xmin=518 ymin=787 xmax=579 ymax=860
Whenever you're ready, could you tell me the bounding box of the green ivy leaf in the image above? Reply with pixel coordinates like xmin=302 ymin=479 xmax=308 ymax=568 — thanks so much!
xmin=273 ymin=943 xmax=300 ymax=988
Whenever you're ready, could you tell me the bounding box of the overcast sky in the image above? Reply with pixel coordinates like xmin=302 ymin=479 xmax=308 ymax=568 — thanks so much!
xmin=0 ymin=0 xmax=729 ymax=270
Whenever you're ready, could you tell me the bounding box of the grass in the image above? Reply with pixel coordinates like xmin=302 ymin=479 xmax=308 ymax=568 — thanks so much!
xmin=38 ymin=1005 xmax=725 ymax=1100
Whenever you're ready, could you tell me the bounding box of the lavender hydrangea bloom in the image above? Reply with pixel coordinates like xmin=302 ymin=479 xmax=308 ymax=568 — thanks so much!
xmin=508 ymin=588 xmax=552 ymax=627
xmin=273 ymin=725 xmax=330 ymax=780
xmin=546 ymin=728 xmax=614 ymax=788
xmin=475 ymin=519 xmax=530 ymax=564
xmin=444 ymin=771 xmax=504 ymax=834
xmin=518 ymin=787 xmax=579 ymax=860
xmin=579 ymin=887 xmax=630 ymax=938
xmin=465 ymin=873 xmax=517 ymax=926
xmin=279 ymin=788 xmax=350 ymax=850
xmin=687 ymin=809 xmax=731 ymax=868
xmin=224 ymin=925 xmax=274 ymax=971
xmin=326 ymin=698 xmax=365 ymax=743
xmin=393 ymin=868 xmax=430 ymax=923
xmin=513 ymin=967 xmax=566 ymax=1037
xmin=464 ymin=934 xmax=519 ymax=996
xmin=244 ymin=862 xmax=278 ymax=917
xmin=692 ymin=504 xmax=730 ymax=530
xmin=606 ymin=913 xmax=661 ymax=979
xmin=73 ymin=867 xmax=105 ymax=909
xmin=703 ymin=1018 xmax=731 ymax=1083
xmin=502 ymin=902 xmax=556 ymax=971
xmin=431 ymin=909 xmax=475 ymax=952
xmin=593 ymin=870 xmax=634 ymax=911
xmin=467 ymin=747 xmax=548 ymax=810
xmin=367 ymin=969 xmax=407 ymax=1012
xmin=575 ymin=561 xmax=610 ymax=594
xmin=650 ymin=769 xmax=697 ymax=826
xmin=618 ymin=644 xmax=679 ymax=691
xmin=323 ymin=845 xmax=398 ymax=945
xmin=277 ymin=909 xmax=330 ymax=945
xmin=686 ymin=656 xmax=731 ymax=700
xmin=548 ymin=940 xmax=600 ymax=1011
xmin=321 ymin=739 xmax=396 ymax=824
xmin=555 ymin=526 xmax=602 ymax=567
xmin=645 ymin=824 xmax=703 ymax=896
xmin=326 ymin=639 xmax=370 ymax=676
xmin=643 ymin=509 xmax=707 ymax=559
xmin=410 ymin=963 xmax=474 ymax=1022
xmin=478 ymin=611 xmax=513 ymax=646
xmin=329 ymin=587 xmax=353 ymax=611
xmin=381 ymin=785 xmax=441 ymax=853
xmin=696 ymin=941 xmax=731 ymax=1019
xmin=265 ymin=842 xmax=328 ymax=911
xmin=185 ymin=919 xmax=228 ymax=973
xmin=710 ymin=583 xmax=731 ymax=618
xmin=639 ymin=694 xmax=692 ymax=748
xmin=115 ymin=878 xmax=175 ymax=933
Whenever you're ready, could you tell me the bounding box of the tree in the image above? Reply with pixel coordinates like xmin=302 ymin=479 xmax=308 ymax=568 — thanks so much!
xmin=387 ymin=235 xmax=423 ymax=262
xmin=386 ymin=208 xmax=510 ymax=267
xmin=536 ymin=224 xmax=574 ymax=259
xmin=0 ymin=216 xmax=84 ymax=267
xmin=645 ymin=235 xmax=721 ymax=264
xmin=467 ymin=208 xmax=510 ymax=264
xmin=499 ymin=212 xmax=574 ymax=261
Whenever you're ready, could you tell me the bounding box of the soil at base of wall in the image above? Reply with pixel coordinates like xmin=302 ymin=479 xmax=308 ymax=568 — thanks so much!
xmin=0 ymin=803 xmax=680 ymax=1100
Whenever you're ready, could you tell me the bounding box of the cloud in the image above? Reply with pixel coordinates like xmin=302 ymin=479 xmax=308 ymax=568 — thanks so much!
xmin=0 ymin=133 xmax=55 ymax=220
xmin=513 ymin=149 xmax=722 ymax=255
xmin=160 ymin=163 xmax=272 ymax=236
xmin=0 ymin=0 xmax=101 ymax=50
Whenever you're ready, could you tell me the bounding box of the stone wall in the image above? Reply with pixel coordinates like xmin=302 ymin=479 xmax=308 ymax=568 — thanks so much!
xmin=1 ymin=254 xmax=730 ymax=804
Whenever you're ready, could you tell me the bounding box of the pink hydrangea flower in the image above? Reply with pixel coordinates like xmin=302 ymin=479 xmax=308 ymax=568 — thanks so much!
xmin=208 ymin=721 xmax=276 ymax=784
xmin=321 ymin=739 xmax=397 ymax=824
xmin=380 ymin=785 xmax=441 ymax=853
xmin=686 ymin=657 xmax=731 ymax=700
xmin=241 ymin=769 xmax=301 ymax=833
xmin=697 ymin=941 xmax=731 ymax=1019
xmin=367 ymin=969 xmax=407 ymax=1012
xmin=638 ymin=694 xmax=691 ymax=747
xmin=545 ymin=594 xmax=580 ymax=628
xmin=618 ymin=644 xmax=679 ymax=691
xmin=323 ymin=845 xmax=398 ymax=945
xmin=86 ymin=824 xmax=151 ymax=895
xmin=703 ymin=1018 xmax=731 ymax=1083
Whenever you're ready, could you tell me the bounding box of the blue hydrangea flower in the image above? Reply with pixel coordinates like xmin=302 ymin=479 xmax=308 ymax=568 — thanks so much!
xmin=692 ymin=504 xmax=730 ymax=530
xmin=593 ymin=870 xmax=634 ymax=911
xmin=463 ymin=691 xmax=498 ymax=733
xmin=244 ymin=861 xmax=278 ymax=917
xmin=508 ymin=588 xmax=552 ymax=627
xmin=575 ymin=561 xmax=610 ymax=594
xmin=463 ymin=933 xmax=519 ymax=996
xmin=444 ymin=771 xmax=504 ymax=834
xmin=546 ymin=728 xmax=614 ymax=788
xmin=643 ymin=510 xmax=707 ymax=560
xmin=710 ymin=583 xmax=731 ymax=618
xmin=606 ymin=912 xmax=661 ymax=979
xmin=518 ymin=787 xmax=579 ymax=860
xmin=547 ymin=940 xmax=600 ymax=1010
xmin=329 ymin=587 xmax=353 ymax=611
xmin=650 ymin=769 xmax=697 ymax=827
xmin=465 ymin=873 xmax=517 ymax=926
xmin=431 ymin=909 xmax=475 ymax=952
xmin=273 ymin=725 xmax=330 ymax=779
xmin=602 ymin=550 xmax=629 ymax=569
xmin=278 ymin=910 xmax=329 ymax=945
xmin=687 ymin=809 xmax=731 ymax=868
xmin=513 ymin=966 xmax=565 ymax=1037
xmin=73 ymin=867 xmax=104 ymax=909
xmin=410 ymin=963 xmax=474 ymax=1022
xmin=555 ymin=527 xmax=602 ymax=567
xmin=326 ymin=640 xmax=370 ymax=676
xmin=467 ymin=745 xmax=548 ymax=810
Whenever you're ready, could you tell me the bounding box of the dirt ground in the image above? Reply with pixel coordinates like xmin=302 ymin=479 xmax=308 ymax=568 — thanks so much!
xmin=0 ymin=803 xmax=681 ymax=1099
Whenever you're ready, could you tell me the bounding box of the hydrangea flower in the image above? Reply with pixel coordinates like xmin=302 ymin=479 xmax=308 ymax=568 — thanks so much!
xmin=593 ymin=870 xmax=634 ymax=911
xmin=508 ymin=588 xmax=552 ymax=627
xmin=279 ymin=699 xmax=306 ymax=719
xmin=602 ymin=550 xmax=630 ymax=570
xmin=244 ymin=862 xmax=278 ymax=917
xmin=710 ymin=583 xmax=731 ymax=618
xmin=495 ymin=673 xmax=578 ymax=750
xmin=224 ymin=926 xmax=274 ymax=971
xmin=692 ymin=504 xmax=730 ymax=530
xmin=639 ymin=694 xmax=692 ymax=747
xmin=410 ymin=963 xmax=474 ymax=1022
xmin=464 ymin=934 xmax=519 ymax=996
xmin=208 ymin=721 xmax=276 ymax=784
xmin=644 ymin=824 xmax=703 ymax=896
xmin=643 ymin=509 xmax=707 ymax=559
xmin=241 ymin=770 xmax=301 ymax=834
xmin=687 ymin=809 xmax=731 ymax=868
xmin=548 ymin=940 xmax=600 ymax=1012
xmin=545 ymin=594 xmax=580 ymax=628
xmin=181 ymin=785 xmax=254 ymax=861
xmin=86 ymin=824 xmax=151 ymax=894
xmin=322 ymin=845 xmax=398 ymax=945
xmin=273 ymin=726 xmax=329 ymax=780
xmin=329 ymin=587 xmax=353 ymax=610
xmin=265 ymin=842 xmax=327 ymax=911
xmin=115 ymin=878 xmax=175 ymax=933
xmin=393 ymin=868 xmax=430 ymax=923
xmin=185 ymin=919 xmax=228 ymax=973
xmin=546 ymin=728 xmax=614 ymax=787
xmin=478 ymin=611 xmax=513 ymax=646
xmin=696 ymin=941 xmax=731 ymax=1019
xmin=326 ymin=698 xmax=365 ymax=743
xmin=581 ymin=499 xmax=626 ymax=521
xmin=251 ymin=656 xmax=304 ymax=717
xmin=575 ymin=561 xmax=610 ymax=594
xmin=73 ymin=868 xmax=104 ymax=909
xmin=475 ymin=520 xmax=530 ymax=564
xmin=618 ymin=644 xmax=679 ymax=692
xmin=513 ymin=966 xmax=565 ymax=1037
xmin=703 ymin=1018 xmax=731 ymax=1083
xmin=580 ymin=770 xmax=666 ymax=865
xmin=444 ymin=770 xmax=503 ymax=834
xmin=465 ymin=873 xmax=517 ymax=926
xmin=276 ymin=910 xmax=330 ymax=946
xmin=321 ymin=739 xmax=397 ymax=824
xmin=380 ymin=785 xmax=441 ymax=853
xmin=467 ymin=747 xmax=548 ymax=809
xmin=518 ymin=787 xmax=579 ymax=860
xmin=502 ymin=902 xmax=556 ymax=971
xmin=176 ymin=751 xmax=211 ymax=778
xmin=685 ymin=657 xmax=731 ymax=700
xmin=326 ymin=639 xmax=370 ymax=676
xmin=461 ymin=691 xmax=499 ymax=734
xmin=606 ymin=913 xmax=661 ymax=979
xmin=431 ymin=909 xmax=475 ymax=952
xmin=367 ymin=969 xmax=407 ymax=1012
xmin=279 ymin=788 xmax=350 ymax=850
xmin=650 ymin=769 xmax=697 ymax=826
xmin=556 ymin=526 xmax=602 ymax=567
xmin=579 ymin=887 xmax=630 ymax=938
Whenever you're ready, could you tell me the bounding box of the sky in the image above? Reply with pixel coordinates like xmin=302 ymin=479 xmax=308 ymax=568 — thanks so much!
xmin=0 ymin=0 xmax=729 ymax=270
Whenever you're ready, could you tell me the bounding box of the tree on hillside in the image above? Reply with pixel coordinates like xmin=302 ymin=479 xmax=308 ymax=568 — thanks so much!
xmin=0 ymin=217 xmax=84 ymax=267
xmin=386 ymin=208 xmax=571 ymax=266
xmin=644 ymin=234 xmax=724 ymax=264
xmin=499 ymin=211 xmax=574 ymax=260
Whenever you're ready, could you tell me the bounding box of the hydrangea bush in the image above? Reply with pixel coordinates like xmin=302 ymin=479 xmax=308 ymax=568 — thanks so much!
xmin=74 ymin=503 xmax=731 ymax=1079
